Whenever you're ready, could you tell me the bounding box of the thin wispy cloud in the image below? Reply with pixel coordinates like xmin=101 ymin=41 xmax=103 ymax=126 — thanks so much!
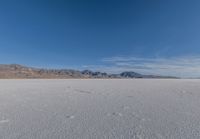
xmin=84 ymin=56 xmax=200 ymax=78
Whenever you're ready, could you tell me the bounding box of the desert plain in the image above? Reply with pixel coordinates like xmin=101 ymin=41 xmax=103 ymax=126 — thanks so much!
xmin=0 ymin=79 xmax=200 ymax=139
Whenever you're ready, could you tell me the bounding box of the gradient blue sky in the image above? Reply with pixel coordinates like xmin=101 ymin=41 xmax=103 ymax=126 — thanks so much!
xmin=0 ymin=0 xmax=200 ymax=77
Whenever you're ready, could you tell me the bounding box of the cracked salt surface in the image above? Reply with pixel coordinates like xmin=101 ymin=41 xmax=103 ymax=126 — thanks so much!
xmin=0 ymin=119 xmax=9 ymax=124
xmin=0 ymin=79 xmax=200 ymax=139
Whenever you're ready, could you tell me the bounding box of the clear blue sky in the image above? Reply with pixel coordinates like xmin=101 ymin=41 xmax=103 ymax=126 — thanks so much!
xmin=0 ymin=0 xmax=200 ymax=77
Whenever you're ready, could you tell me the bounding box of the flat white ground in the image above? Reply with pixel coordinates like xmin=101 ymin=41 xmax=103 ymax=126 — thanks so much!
xmin=0 ymin=79 xmax=200 ymax=139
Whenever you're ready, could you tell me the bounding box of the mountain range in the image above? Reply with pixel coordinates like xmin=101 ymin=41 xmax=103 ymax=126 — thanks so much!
xmin=0 ymin=64 xmax=177 ymax=79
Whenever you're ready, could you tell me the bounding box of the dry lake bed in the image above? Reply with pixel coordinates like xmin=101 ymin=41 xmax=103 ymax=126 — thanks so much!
xmin=0 ymin=79 xmax=200 ymax=139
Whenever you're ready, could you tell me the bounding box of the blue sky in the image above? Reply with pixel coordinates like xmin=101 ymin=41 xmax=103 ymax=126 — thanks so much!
xmin=0 ymin=0 xmax=200 ymax=77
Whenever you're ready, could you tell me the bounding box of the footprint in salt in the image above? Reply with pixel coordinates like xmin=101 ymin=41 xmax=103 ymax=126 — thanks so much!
xmin=131 ymin=113 xmax=142 ymax=120
xmin=75 ymin=89 xmax=92 ymax=94
xmin=131 ymin=113 xmax=150 ymax=122
xmin=127 ymin=95 xmax=134 ymax=98
xmin=122 ymin=106 xmax=130 ymax=110
xmin=107 ymin=112 xmax=123 ymax=117
xmin=179 ymin=90 xmax=193 ymax=98
xmin=66 ymin=115 xmax=75 ymax=119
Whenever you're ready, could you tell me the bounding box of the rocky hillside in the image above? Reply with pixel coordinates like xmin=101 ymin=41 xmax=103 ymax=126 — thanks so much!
xmin=0 ymin=64 xmax=177 ymax=79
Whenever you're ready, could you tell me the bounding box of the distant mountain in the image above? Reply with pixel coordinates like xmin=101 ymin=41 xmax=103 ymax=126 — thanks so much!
xmin=0 ymin=64 xmax=178 ymax=79
xmin=120 ymin=71 xmax=143 ymax=78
